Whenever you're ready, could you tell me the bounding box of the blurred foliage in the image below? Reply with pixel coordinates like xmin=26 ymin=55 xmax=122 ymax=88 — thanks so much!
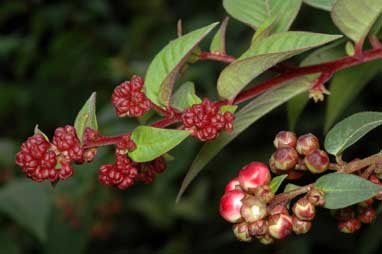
xmin=0 ymin=0 xmax=381 ymax=253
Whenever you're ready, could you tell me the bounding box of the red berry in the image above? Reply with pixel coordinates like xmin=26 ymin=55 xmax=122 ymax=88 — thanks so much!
xmin=111 ymin=76 xmax=151 ymax=118
xmin=238 ymin=162 xmax=271 ymax=192
xmin=219 ymin=189 xmax=245 ymax=223
xmin=53 ymin=125 xmax=83 ymax=162
xmin=292 ymin=198 xmax=315 ymax=221
xmin=357 ymin=206 xmax=377 ymax=224
xmin=304 ymin=149 xmax=329 ymax=174
xmin=296 ymin=133 xmax=319 ymax=155
xmin=240 ymin=196 xmax=267 ymax=223
xmin=273 ymin=131 xmax=297 ymax=148
xmin=270 ymin=147 xmax=299 ymax=171
xmin=137 ymin=156 xmax=167 ymax=184
xmin=269 ymin=204 xmax=289 ymax=216
xmin=181 ymin=98 xmax=235 ymax=141
xmin=369 ymin=174 xmax=382 ymax=200
xmin=116 ymin=134 xmax=137 ymax=155
xmin=292 ymin=215 xmax=312 ymax=234
xmin=248 ymin=219 xmax=268 ymax=237
xmin=338 ymin=218 xmax=361 ymax=233
xmin=254 ymin=185 xmax=274 ymax=203
xmin=225 ymin=177 xmax=241 ymax=192
xmin=335 ymin=207 xmax=355 ymax=221
xmin=268 ymin=214 xmax=293 ymax=239
xmin=232 ymin=222 xmax=252 ymax=242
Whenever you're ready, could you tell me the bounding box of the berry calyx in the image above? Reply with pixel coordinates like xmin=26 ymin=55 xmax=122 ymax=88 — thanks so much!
xmin=240 ymin=196 xmax=267 ymax=223
xmin=225 ymin=177 xmax=241 ymax=192
xmin=296 ymin=133 xmax=319 ymax=155
xmin=273 ymin=131 xmax=297 ymax=148
xmin=219 ymin=189 xmax=245 ymax=223
xmin=338 ymin=218 xmax=361 ymax=233
xmin=181 ymin=98 xmax=235 ymax=141
xmin=268 ymin=214 xmax=293 ymax=239
xmin=111 ymin=76 xmax=151 ymax=118
xmin=270 ymin=147 xmax=299 ymax=171
xmin=304 ymin=149 xmax=329 ymax=174
xmin=292 ymin=216 xmax=312 ymax=234
xmin=238 ymin=162 xmax=271 ymax=192
xmin=292 ymin=198 xmax=315 ymax=221
xmin=232 ymin=222 xmax=252 ymax=242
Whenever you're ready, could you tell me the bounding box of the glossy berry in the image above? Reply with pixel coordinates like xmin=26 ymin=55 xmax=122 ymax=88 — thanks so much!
xmin=248 ymin=219 xmax=268 ymax=237
xmin=292 ymin=216 xmax=312 ymax=234
xmin=232 ymin=222 xmax=252 ymax=242
xmin=273 ymin=131 xmax=297 ymax=148
xmin=296 ymin=133 xmax=319 ymax=155
xmin=53 ymin=125 xmax=83 ymax=162
xmin=219 ymin=189 xmax=245 ymax=223
xmin=16 ymin=134 xmax=59 ymax=182
xmin=240 ymin=196 xmax=267 ymax=223
xmin=112 ymin=76 xmax=151 ymax=118
xmin=357 ymin=206 xmax=377 ymax=224
xmin=304 ymin=149 xmax=329 ymax=174
xmin=181 ymin=98 xmax=235 ymax=141
xmin=270 ymin=147 xmax=299 ymax=171
xmin=238 ymin=162 xmax=271 ymax=192
xmin=225 ymin=177 xmax=241 ymax=192
xmin=254 ymin=185 xmax=275 ymax=203
xmin=268 ymin=214 xmax=293 ymax=239
xmin=292 ymin=198 xmax=315 ymax=221
xmin=338 ymin=218 xmax=361 ymax=233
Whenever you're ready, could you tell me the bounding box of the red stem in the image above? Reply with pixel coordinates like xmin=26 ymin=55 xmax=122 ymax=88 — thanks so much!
xmin=198 ymin=52 xmax=236 ymax=63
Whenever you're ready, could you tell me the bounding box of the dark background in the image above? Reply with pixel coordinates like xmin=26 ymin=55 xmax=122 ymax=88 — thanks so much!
xmin=0 ymin=0 xmax=381 ymax=253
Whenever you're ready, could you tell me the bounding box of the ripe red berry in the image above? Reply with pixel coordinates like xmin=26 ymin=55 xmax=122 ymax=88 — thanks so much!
xmin=116 ymin=134 xmax=137 ymax=155
xmin=232 ymin=222 xmax=252 ymax=242
xmin=181 ymin=98 xmax=235 ymax=141
xmin=53 ymin=125 xmax=83 ymax=162
xmin=270 ymin=147 xmax=299 ymax=171
xmin=357 ymin=206 xmax=377 ymax=224
xmin=296 ymin=133 xmax=319 ymax=155
xmin=273 ymin=131 xmax=297 ymax=148
xmin=225 ymin=177 xmax=241 ymax=192
xmin=292 ymin=215 xmax=312 ymax=234
xmin=240 ymin=196 xmax=267 ymax=223
xmin=238 ymin=162 xmax=271 ymax=192
xmin=111 ymin=76 xmax=151 ymax=118
xmin=292 ymin=198 xmax=315 ymax=221
xmin=268 ymin=214 xmax=293 ymax=239
xmin=137 ymin=156 xmax=167 ymax=184
xmin=304 ymin=149 xmax=329 ymax=174
xmin=219 ymin=189 xmax=245 ymax=223
xmin=338 ymin=218 xmax=361 ymax=233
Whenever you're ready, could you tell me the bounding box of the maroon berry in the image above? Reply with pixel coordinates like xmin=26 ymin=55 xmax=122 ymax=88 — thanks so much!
xmin=304 ymin=149 xmax=329 ymax=174
xmin=232 ymin=222 xmax=252 ymax=242
xmin=111 ymin=76 xmax=151 ymax=118
xmin=296 ymin=133 xmax=319 ymax=155
xmin=338 ymin=218 xmax=361 ymax=233
xmin=268 ymin=204 xmax=289 ymax=216
xmin=248 ymin=219 xmax=268 ymax=237
xmin=238 ymin=162 xmax=271 ymax=192
xmin=335 ymin=207 xmax=355 ymax=221
xmin=292 ymin=215 xmax=312 ymax=234
xmin=137 ymin=156 xmax=167 ymax=184
xmin=116 ymin=134 xmax=136 ymax=155
xmin=369 ymin=174 xmax=382 ymax=200
xmin=292 ymin=198 xmax=315 ymax=221
xmin=254 ymin=185 xmax=274 ymax=203
xmin=268 ymin=214 xmax=293 ymax=239
xmin=270 ymin=147 xmax=299 ymax=171
xmin=357 ymin=206 xmax=377 ymax=224
xmin=53 ymin=125 xmax=83 ymax=162
xmin=181 ymin=98 xmax=235 ymax=141
xmin=273 ymin=131 xmax=297 ymax=148
xmin=219 ymin=189 xmax=245 ymax=223
xmin=225 ymin=177 xmax=241 ymax=192
xmin=240 ymin=196 xmax=267 ymax=223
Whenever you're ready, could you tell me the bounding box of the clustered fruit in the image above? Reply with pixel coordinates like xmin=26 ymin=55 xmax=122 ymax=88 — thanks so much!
xmin=181 ymin=98 xmax=235 ymax=141
xmin=270 ymin=131 xmax=330 ymax=179
xmin=219 ymin=161 xmax=325 ymax=244
xmin=112 ymin=75 xmax=151 ymax=118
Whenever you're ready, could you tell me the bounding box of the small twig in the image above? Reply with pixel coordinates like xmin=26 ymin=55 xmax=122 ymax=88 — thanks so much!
xmin=269 ymin=184 xmax=313 ymax=210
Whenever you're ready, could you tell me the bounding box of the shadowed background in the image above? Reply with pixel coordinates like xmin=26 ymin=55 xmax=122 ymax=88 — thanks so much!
xmin=0 ymin=0 xmax=382 ymax=253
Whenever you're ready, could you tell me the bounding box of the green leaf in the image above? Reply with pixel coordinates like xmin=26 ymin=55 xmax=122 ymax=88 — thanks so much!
xmin=303 ymin=0 xmax=335 ymax=11
xmin=315 ymin=173 xmax=382 ymax=209
xmin=0 ymin=139 xmax=17 ymax=166
xmin=144 ymin=22 xmax=218 ymax=107
xmin=270 ymin=175 xmax=287 ymax=193
xmin=220 ymin=105 xmax=238 ymax=114
xmin=171 ymin=82 xmax=202 ymax=111
xmin=250 ymin=17 xmax=277 ymax=50
xmin=223 ymin=0 xmax=302 ymax=32
xmin=210 ymin=17 xmax=229 ymax=54
xmin=331 ymin=0 xmax=382 ymax=43
xmin=284 ymin=183 xmax=301 ymax=192
xmin=287 ymin=92 xmax=309 ymax=130
xmin=177 ymin=78 xmax=310 ymax=201
xmin=324 ymin=61 xmax=382 ymax=132
xmin=217 ymin=32 xmax=342 ymax=99
xmin=129 ymin=126 xmax=191 ymax=162
xmin=325 ymin=111 xmax=382 ymax=156
xmin=73 ymin=92 xmax=98 ymax=144
xmin=0 ymin=180 xmax=51 ymax=242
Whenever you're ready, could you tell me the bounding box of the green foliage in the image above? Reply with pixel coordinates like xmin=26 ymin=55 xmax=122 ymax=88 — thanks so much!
xmin=270 ymin=174 xmax=287 ymax=193
xmin=217 ymin=32 xmax=341 ymax=99
xmin=315 ymin=173 xmax=382 ymax=209
xmin=324 ymin=111 xmax=382 ymax=155
xmin=171 ymin=82 xmax=202 ymax=111
xmin=210 ymin=17 xmax=229 ymax=54
xmin=303 ymin=0 xmax=335 ymax=11
xmin=74 ymin=92 xmax=98 ymax=144
xmin=129 ymin=126 xmax=191 ymax=162
xmin=144 ymin=22 xmax=218 ymax=107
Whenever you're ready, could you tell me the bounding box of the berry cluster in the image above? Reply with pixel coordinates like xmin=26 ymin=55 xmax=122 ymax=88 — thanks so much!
xmin=181 ymin=98 xmax=235 ymax=141
xmin=16 ymin=125 xmax=89 ymax=183
xmin=111 ymin=75 xmax=151 ymax=118
xmin=270 ymin=131 xmax=329 ymax=179
xmin=99 ymin=154 xmax=166 ymax=190
xmin=219 ymin=162 xmax=326 ymax=243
